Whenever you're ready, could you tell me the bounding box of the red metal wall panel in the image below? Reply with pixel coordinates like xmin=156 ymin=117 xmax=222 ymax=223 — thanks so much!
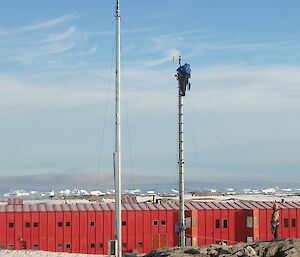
xmin=55 ymin=211 xmax=64 ymax=252
xmin=135 ymin=210 xmax=143 ymax=253
xmin=95 ymin=210 xmax=104 ymax=254
xmin=87 ymin=210 xmax=96 ymax=254
xmin=213 ymin=209 xmax=221 ymax=243
xmin=23 ymin=211 xmax=33 ymax=249
xmin=173 ymin=211 xmax=179 ymax=247
xmin=103 ymin=211 xmax=112 ymax=255
xmin=150 ymin=208 xmax=159 ymax=250
xmin=14 ymin=212 xmax=22 ymax=250
xmin=39 ymin=212 xmax=47 ymax=250
xmin=7 ymin=211 xmax=15 ymax=249
xmin=47 ymin=211 xmax=55 ymax=252
xmin=71 ymin=211 xmax=80 ymax=253
xmin=121 ymin=210 xmax=128 ymax=252
xmin=197 ymin=210 xmax=206 ymax=246
xmin=280 ymin=208 xmax=289 ymax=239
xmin=166 ymin=210 xmax=175 ymax=247
xmin=259 ymin=209 xmax=267 ymax=241
xmin=30 ymin=211 xmax=39 ymax=250
xmin=289 ymin=208 xmax=297 ymax=238
xmin=143 ymin=209 xmax=151 ymax=252
xmin=205 ymin=210 xmax=214 ymax=245
xmin=63 ymin=211 xmax=72 ymax=253
xmin=158 ymin=209 xmax=167 ymax=238
xmin=234 ymin=209 xmax=246 ymax=243
xmin=79 ymin=210 xmax=88 ymax=253
xmin=297 ymin=208 xmax=300 ymax=238
xmin=0 ymin=212 xmax=7 ymax=248
xmin=228 ymin=210 xmax=235 ymax=244
xmin=220 ymin=209 xmax=229 ymax=242
xmin=126 ymin=210 xmax=135 ymax=253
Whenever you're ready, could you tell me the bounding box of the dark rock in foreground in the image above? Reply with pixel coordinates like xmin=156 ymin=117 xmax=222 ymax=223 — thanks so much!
xmin=144 ymin=238 xmax=300 ymax=257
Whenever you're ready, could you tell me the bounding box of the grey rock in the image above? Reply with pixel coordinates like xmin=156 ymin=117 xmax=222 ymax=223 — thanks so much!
xmin=144 ymin=238 xmax=300 ymax=257
xmin=184 ymin=248 xmax=200 ymax=255
xmin=244 ymin=246 xmax=256 ymax=256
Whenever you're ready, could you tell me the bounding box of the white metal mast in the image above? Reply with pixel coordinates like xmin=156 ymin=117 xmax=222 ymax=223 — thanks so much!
xmin=178 ymin=69 xmax=185 ymax=247
xmin=114 ymin=0 xmax=122 ymax=256
xmin=176 ymin=56 xmax=190 ymax=247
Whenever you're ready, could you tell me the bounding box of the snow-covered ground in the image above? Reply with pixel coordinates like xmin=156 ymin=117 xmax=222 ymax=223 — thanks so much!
xmin=0 ymin=250 xmax=105 ymax=257
xmin=0 ymin=193 xmax=299 ymax=206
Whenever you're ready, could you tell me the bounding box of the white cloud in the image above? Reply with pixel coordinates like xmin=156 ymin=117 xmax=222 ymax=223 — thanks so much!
xmin=182 ymin=65 xmax=300 ymax=109
xmin=1 ymin=64 xmax=300 ymax=112
xmin=0 ymin=14 xmax=80 ymax=36
xmin=47 ymin=26 xmax=77 ymax=42
xmin=83 ymin=45 xmax=98 ymax=55
xmin=15 ymin=43 xmax=75 ymax=64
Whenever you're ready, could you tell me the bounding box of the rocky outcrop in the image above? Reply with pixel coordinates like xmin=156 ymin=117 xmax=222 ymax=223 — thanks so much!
xmin=145 ymin=238 xmax=300 ymax=257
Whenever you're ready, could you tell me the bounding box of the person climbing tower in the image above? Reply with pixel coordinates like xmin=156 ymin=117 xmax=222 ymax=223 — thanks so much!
xmin=176 ymin=63 xmax=191 ymax=96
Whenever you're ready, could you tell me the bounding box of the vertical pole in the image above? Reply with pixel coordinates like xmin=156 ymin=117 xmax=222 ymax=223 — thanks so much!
xmin=178 ymin=56 xmax=185 ymax=246
xmin=114 ymin=0 xmax=122 ymax=256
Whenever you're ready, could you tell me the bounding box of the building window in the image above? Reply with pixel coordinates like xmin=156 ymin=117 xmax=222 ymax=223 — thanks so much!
xmin=0 ymin=245 xmax=6 ymax=249
xmin=98 ymin=243 xmax=103 ymax=248
xmin=137 ymin=242 xmax=143 ymax=248
xmin=57 ymin=243 xmax=63 ymax=249
xmin=122 ymin=221 xmax=127 ymax=226
xmin=90 ymin=243 xmax=95 ymax=248
xmin=66 ymin=243 xmax=71 ymax=249
xmin=33 ymin=244 xmax=39 ymax=250
xmin=292 ymin=218 xmax=296 ymax=228
xmin=223 ymin=219 xmax=228 ymax=228
xmin=161 ymin=220 xmax=166 ymax=226
xmin=8 ymin=244 xmax=14 ymax=250
xmin=153 ymin=220 xmax=158 ymax=226
xmin=66 ymin=221 xmax=71 ymax=227
xmin=215 ymin=219 xmax=220 ymax=228
xmin=186 ymin=237 xmax=192 ymax=246
xmin=246 ymin=216 xmax=253 ymax=228
xmin=284 ymin=218 xmax=289 ymax=227
xmin=122 ymin=243 xmax=127 ymax=248
xmin=90 ymin=221 xmax=95 ymax=227
xmin=192 ymin=218 xmax=198 ymax=228
xmin=33 ymin=222 xmax=39 ymax=228
xmin=185 ymin=217 xmax=191 ymax=228
xmin=25 ymin=222 xmax=30 ymax=227
xmin=8 ymin=223 xmax=14 ymax=228
xmin=58 ymin=222 xmax=63 ymax=227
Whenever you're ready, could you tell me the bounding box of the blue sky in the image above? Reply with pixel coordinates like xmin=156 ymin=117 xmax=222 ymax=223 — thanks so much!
xmin=0 ymin=1 xmax=300 ymax=192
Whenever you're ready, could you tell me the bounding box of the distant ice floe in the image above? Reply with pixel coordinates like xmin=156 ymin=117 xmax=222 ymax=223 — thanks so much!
xmin=123 ymin=189 xmax=141 ymax=194
xmin=171 ymin=189 xmax=179 ymax=194
xmin=90 ymin=191 xmax=105 ymax=196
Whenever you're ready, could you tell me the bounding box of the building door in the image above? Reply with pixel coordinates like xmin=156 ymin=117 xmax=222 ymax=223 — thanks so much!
xmin=152 ymin=233 xmax=168 ymax=249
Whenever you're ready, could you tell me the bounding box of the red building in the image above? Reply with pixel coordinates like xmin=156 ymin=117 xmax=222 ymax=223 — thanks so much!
xmin=0 ymin=200 xmax=299 ymax=254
